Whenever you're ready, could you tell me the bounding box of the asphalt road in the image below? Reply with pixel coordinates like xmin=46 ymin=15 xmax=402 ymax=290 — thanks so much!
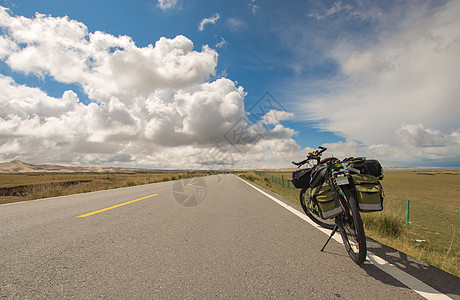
xmin=1 ymin=174 xmax=458 ymax=299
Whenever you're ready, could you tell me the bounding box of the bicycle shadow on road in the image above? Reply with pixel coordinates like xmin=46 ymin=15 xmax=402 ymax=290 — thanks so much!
xmin=362 ymin=237 xmax=460 ymax=299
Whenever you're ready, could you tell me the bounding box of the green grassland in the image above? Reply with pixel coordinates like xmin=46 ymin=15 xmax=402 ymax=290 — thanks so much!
xmin=0 ymin=172 xmax=206 ymax=205
xmin=239 ymin=170 xmax=460 ymax=276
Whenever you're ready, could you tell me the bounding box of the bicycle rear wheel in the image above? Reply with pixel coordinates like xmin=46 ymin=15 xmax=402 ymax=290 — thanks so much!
xmin=336 ymin=186 xmax=367 ymax=265
xmin=300 ymin=187 xmax=335 ymax=230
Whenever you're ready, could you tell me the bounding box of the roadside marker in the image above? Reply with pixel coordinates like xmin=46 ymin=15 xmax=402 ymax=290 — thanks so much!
xmin=76 ymin=194 xmax=158 ymax=218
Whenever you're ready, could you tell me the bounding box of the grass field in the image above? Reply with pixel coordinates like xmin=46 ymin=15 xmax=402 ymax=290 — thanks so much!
xmin=239 ymin=170 xmax=460 ymax=276
xmin=0 ymin=172 xmax=207 ymax=205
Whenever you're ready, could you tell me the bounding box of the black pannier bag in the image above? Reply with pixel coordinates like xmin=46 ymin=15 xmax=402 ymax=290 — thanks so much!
xmin=349 ymin=158 xmax=383 ymax=179
xmin=310 ymin=165 xmax=327 ymax=188
xmin=362 ymin=159 xmax=383 ymax=179
xmin=292 ymin=168 xmax=312 ymax=188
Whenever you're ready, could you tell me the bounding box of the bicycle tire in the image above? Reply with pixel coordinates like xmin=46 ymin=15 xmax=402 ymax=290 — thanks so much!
xmin=336 ymin=186 xmax=367 ymax=265
xmin=299 ymin=187 xmax=335 ymax=230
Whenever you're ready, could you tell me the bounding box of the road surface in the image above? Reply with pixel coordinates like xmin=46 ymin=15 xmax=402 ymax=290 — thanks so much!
xmin=1 ymin=174 xmax=458 ymax=299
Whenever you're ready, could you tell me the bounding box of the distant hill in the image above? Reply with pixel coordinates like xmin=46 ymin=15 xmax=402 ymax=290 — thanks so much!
xmin=0 ymin=160 xmax=169 ymax=173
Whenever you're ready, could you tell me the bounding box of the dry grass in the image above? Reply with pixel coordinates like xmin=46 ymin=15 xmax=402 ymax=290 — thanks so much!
xmin=380 ymin=170 xmax=460 ymax=207
xmin=0 ymin=172 xmax=208 ymax=204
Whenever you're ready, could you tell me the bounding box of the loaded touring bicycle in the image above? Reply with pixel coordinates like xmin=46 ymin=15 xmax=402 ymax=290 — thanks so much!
xmin=292 ymin=146 xmax=384 ymax=264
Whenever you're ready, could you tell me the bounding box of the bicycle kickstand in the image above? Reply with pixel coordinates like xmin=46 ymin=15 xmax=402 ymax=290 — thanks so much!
xmin=321 ymin=224 xmax=339 ymax=252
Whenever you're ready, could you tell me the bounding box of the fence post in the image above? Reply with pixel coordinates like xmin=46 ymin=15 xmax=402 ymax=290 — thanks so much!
xmin=406 ymin=200 xmax=410 ymax=226
xmin=282 ymin=175 xmax=284 ymax=188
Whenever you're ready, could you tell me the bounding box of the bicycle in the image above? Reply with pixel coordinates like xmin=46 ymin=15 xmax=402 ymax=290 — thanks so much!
xmin=292 ymin=146 xmax=367 ymax=265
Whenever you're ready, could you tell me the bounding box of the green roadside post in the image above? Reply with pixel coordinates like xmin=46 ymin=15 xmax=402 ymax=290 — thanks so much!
xmin=282 ymin=175 xmax=284 ymax=188
xmin=406 ymin=200 xmax=410 ymax=226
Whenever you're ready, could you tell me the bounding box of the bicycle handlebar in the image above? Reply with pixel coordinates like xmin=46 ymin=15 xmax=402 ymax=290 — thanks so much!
xmin=292 ymin=159 xmax=308 ymax=166
xmin=292 ymin=146 xmax=328 ymax=167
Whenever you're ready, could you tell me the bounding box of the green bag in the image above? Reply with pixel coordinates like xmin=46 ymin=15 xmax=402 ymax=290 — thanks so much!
xmin=309 ymin=182 xmax=343 ymax=219
xmin=306 ymin=187 xmax=319 ymax=214
xmin=352 ymin=174 xmax=384 ymax=212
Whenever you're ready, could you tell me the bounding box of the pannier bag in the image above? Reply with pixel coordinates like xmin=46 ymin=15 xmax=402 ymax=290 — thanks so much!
xmin=309 ymin=182 xmax=343 ymax=219
xmin=361 ymin=159 xmax=383 ymax=179
xmin=306 ymin=188 xmax=320 ymax=215
xmin=292 ymin=168 xmax=312 ymax=189
xmin=309 ymin=165 xmax=327 ymax=188
xmin=352 ymin=174 xmax=384 ymax=211
xmin=349 ymin=158 xmax=383 ymax=179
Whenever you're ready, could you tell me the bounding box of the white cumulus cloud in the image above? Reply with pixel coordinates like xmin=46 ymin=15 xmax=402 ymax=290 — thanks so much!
xmin=261 ymin=110 xmax=294 ymax=125
xmin=0 ymin=8 xmax=218 ymax=100
xmin=396 ymin=124 xmax=459 ymax=148
xmin=0 ymin=6 xmax=299 ymax=168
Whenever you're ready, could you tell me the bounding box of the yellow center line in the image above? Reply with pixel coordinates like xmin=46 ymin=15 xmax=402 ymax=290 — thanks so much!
xmin=76 ymin=194 xmax=158 ymax=218
xmin=188 ymin=182 xmax=198 ymax=185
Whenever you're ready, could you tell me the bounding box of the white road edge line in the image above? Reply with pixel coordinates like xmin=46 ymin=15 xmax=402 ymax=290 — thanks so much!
xmin=236 ymin=175 xmax=452 ymax=300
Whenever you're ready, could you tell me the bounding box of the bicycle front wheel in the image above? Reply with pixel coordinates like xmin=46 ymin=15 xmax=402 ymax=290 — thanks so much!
xmin=336 ymin=186 xmax=367 ymax=265
xmin=300 ymin=187 xmax=335 ymax=230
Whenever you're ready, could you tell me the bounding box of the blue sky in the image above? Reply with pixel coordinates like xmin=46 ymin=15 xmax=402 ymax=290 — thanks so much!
xmin=0 ymin=0 xmax=459 ymax=168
